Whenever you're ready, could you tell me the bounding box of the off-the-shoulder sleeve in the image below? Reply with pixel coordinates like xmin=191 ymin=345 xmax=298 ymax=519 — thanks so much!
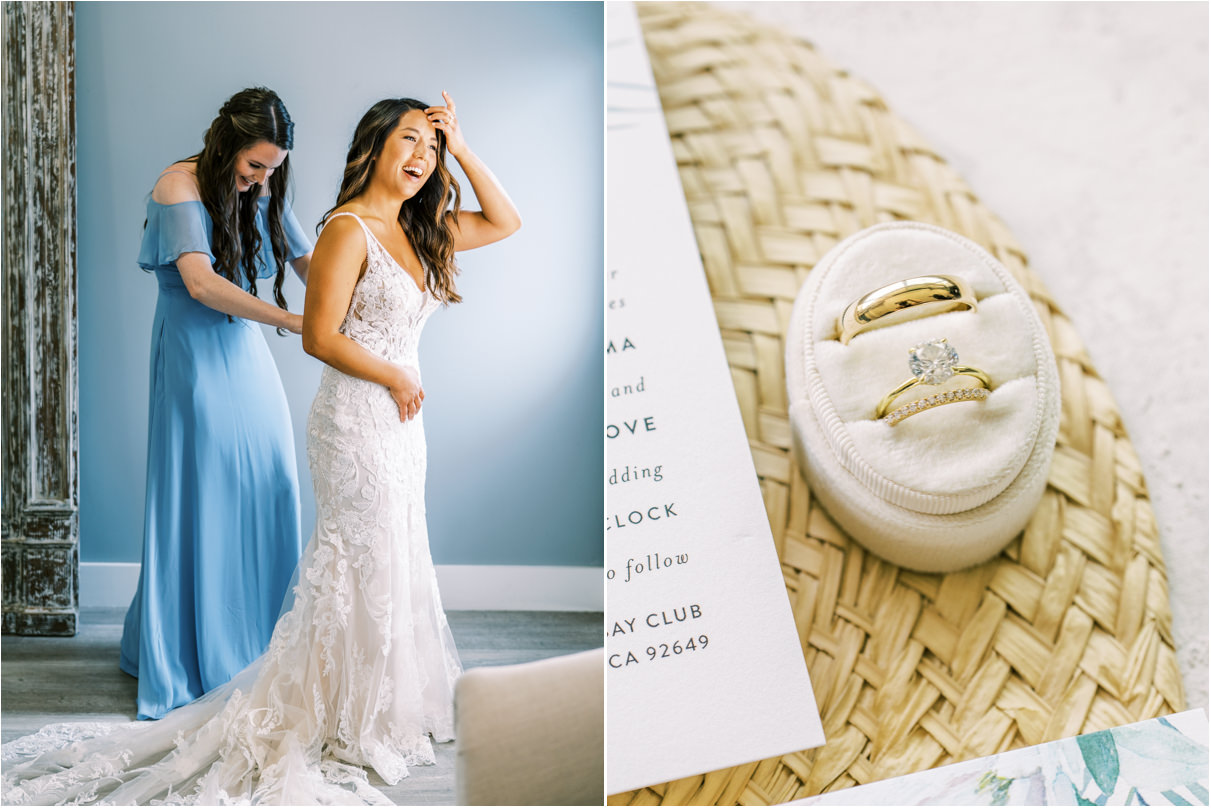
xmin=137 ymin=201 xmax=214 ymax=270
xmin=282 ymin=200 xmax=313 ymax=262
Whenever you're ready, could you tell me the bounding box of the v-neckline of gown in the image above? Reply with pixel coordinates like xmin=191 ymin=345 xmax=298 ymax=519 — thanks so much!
xmin=357 ymin=217 xmax=427 ymax=296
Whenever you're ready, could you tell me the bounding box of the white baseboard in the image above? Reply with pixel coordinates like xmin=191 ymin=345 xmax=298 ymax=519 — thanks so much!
xmin=81 ymin=562 xmax=603 ymax=612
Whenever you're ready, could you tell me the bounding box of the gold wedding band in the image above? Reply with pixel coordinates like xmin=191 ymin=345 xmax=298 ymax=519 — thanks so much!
xmin=838 ymin=275 xmax=976 ymax=344
xmin=881 ymin=386 xmax=990 ymax=426
xmin=876 ymin=338 xmax=992 ymax=423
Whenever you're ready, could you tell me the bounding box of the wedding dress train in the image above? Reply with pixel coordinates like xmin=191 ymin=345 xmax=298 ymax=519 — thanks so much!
xmin=2 ymin=212 xmax=462 ymax=805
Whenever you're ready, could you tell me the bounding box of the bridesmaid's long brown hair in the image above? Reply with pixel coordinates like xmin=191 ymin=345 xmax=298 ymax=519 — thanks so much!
xmin=321 ymin=98 xmax=463 ymax=304
xmin=188 ymin=87 xmax=294 ymax=319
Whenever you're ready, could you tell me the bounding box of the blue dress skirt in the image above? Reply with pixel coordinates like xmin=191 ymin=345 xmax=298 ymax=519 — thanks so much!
xmin=119 ymin=197 xmax=311 ymax=720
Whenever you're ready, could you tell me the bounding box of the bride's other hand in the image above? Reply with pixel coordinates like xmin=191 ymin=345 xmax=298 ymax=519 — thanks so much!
xmin=389 ymin=366 xmax=424 ymax=421
xmin=426 ymin=91 xmax=466 ymax=159
xmin=429 ymin=91 xmax=522 ymax=252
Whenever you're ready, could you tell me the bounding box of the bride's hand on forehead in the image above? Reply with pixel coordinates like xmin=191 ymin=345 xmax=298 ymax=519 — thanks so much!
xmin=426 ymin=91 xmax=466 ymax=158
xmin=424 ymin=90 xmax=521 ymax=252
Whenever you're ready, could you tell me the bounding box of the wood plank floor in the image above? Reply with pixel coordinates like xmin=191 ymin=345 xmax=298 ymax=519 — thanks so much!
xmin=2 ymin=608 xmax=603 ymax=805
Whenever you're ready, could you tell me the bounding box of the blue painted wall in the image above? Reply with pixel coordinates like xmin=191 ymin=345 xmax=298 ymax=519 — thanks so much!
xmin=76 ymin=2 xmax=603 ymax=567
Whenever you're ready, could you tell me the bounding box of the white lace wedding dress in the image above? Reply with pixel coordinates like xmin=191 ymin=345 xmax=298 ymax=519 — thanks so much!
xmin=2 ymin=212 xmax=462 ymax=805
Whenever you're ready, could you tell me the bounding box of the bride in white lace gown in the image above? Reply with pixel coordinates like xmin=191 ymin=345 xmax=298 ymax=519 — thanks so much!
xmin=2 ymin=94 xmax=521 ymax=805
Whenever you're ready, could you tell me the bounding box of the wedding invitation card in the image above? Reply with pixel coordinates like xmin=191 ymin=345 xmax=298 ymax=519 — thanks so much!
xmin=793 ymin=710 xmax=1208 ymax=806
xmin=605 ymin=2 xmax=825 ymax=794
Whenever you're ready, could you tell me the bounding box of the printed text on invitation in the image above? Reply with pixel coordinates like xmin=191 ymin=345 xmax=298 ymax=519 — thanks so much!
xmin=605 ymin=2 xmax=825 ymax=795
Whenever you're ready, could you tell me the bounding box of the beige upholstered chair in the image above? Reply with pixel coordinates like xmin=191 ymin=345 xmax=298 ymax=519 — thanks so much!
xmin=454 ymin=648 xmax=604 ymax=806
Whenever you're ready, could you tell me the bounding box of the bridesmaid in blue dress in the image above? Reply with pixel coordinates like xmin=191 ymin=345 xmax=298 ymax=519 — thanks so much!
xmin=119 ymin=87 xmax=312 ymax=720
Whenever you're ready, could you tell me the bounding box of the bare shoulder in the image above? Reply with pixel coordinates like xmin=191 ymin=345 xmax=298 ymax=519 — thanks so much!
xmin=333 ymin=202 xmax=395 ymax=233
xmin=316 ymin=212 xmax=368 ymax=257
xmin=151 ymin=162 xmax=201 ymax=205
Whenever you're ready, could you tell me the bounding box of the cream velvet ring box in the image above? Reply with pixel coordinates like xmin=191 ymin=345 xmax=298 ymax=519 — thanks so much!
xmin=785 ymin=222 xmax=1060 ymax=573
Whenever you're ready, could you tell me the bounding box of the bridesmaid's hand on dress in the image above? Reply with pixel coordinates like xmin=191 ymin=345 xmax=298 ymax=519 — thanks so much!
xmin=388 ymin=366 xmax=425 ymax=421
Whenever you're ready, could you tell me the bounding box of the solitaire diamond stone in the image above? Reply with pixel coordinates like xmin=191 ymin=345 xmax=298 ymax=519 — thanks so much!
xmin=909 ymin=338 xmax=959 ymax=384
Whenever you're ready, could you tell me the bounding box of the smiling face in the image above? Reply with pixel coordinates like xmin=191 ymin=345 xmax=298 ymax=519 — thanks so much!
xmin=370 ymin=108 xmax=440 ymax=200
xmin=234 ymin=140 xmax=288 ymax=192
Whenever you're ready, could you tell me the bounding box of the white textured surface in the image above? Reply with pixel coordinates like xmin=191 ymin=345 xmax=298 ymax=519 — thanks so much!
xmin=719 ymin=1 xmax=1208 ymax=710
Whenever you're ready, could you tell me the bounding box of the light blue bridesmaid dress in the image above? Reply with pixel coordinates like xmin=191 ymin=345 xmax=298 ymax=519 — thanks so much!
xmin=119 ymin=196 xmax=311 ymax=720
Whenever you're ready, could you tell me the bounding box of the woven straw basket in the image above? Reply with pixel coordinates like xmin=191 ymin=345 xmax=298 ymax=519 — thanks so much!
xmin=609 ymin=4 xmax=1187 ymax=805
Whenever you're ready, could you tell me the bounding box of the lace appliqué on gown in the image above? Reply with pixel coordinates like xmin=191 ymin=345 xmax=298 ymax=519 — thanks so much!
xmin=2 ymin=212 xmax=462 ymax=805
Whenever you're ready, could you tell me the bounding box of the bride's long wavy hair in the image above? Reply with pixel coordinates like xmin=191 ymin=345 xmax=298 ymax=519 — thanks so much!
xmin=321 ymin=98 xmax=462 ymax=304
xmin=186 ymin=87 xmax=294 ymax=319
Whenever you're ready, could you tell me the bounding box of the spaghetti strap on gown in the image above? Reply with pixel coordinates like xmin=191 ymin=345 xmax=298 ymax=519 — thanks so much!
xmin=120 ymin=196 xmax=311 ymax=720
xmin=2 ymin=212 xmax=463 ymax=805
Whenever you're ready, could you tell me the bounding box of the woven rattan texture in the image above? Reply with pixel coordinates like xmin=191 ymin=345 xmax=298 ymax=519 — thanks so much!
xmin=609 ymin=4 xmax=1186 ymax=805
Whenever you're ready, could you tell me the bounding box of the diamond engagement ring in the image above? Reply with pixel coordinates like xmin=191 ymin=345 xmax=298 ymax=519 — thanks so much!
xmin=876 ymin=338 xmax=991 ymax=424
xmin=837 ymin=275 xmax=976 ymax=344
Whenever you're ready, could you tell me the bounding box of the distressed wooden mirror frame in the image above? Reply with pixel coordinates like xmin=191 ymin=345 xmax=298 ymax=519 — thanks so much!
xmin=2 ymin=1 xmax=79 ymax=636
